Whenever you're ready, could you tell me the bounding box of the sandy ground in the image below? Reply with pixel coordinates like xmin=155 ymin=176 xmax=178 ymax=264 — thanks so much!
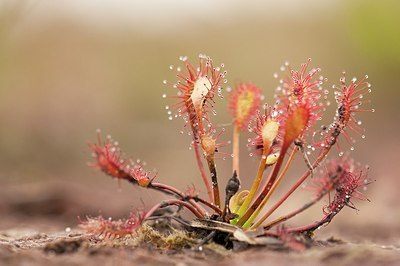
xmin=0 ymin=181 xmax=400 ymax=266
xmin=1 ymin=228 xmax=399 ymax=266
xmin=1 ymin=182 xmax=399 ymax=266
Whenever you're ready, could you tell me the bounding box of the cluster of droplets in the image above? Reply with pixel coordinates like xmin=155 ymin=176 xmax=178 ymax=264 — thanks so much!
xmin=312 ymin=73 xmax=373 ymax=156
xmin=100 ymin=132 xmax=148 ymax=173
xmin=272 ymin=61 xmax=374 ymax=158
xmin=161 ymin=54 xmax=227 ymax=128
xmin=129 ymin=161 xmax=157 ymax=187
xmin=191 ymin=126 xmax=233 ymax=161
xmin=273 ymin=59 xmax=327 ymax=106
xmin=79 ymin=210 xmax=145 ymax=239
xmin=245 ymin=104 xmax=283 ymax=158
xmin=324 ymin=167 xmax=370 ymax=215
xmin=164 ymin=104 xmax=179 ymax=121
xmin=272 ymin=60 xmax=329 ymax=158
xmin=302 ymin=156 xmax=371 ymax=218
xmin=89 ymin=129 xmax=127 ymax=178
xmin=90 ymin=130 xmax=158 ymax=187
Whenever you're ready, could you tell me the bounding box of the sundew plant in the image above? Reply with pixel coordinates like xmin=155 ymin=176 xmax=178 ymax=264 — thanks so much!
xmin=81 ymin=55 xmax=373 ymax=249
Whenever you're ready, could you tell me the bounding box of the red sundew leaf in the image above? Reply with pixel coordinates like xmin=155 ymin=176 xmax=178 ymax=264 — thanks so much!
xmin=228 ymin=82 xmax=263 ymax=131
xmin=79 ymin=210 xmax=146 ymax=239
xmin=314 ymin=74 xmax=373 ymax=153
xmin=163 ymin=55 xmax=226 ymax=137
xmin=89 ymin=132 xmax=130 ymax=180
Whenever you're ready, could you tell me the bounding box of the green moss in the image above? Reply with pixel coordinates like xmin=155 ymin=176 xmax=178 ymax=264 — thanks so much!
xmin=120 ymin=223 xmax=198 ymax=250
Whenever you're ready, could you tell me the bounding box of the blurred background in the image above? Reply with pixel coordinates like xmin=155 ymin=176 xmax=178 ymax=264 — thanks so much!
xmin=0 ymin=0 xmax=399 ymax=242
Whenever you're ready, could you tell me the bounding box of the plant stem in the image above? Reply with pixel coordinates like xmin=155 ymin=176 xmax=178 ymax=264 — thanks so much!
xmin=206 ymin=156 xmax=221 ymax=208
xmin=150 ymin=182 xmax=207 ymax=217
xmin=262 ymin=188 xmax=329 ymax=230
xmin=232 ymin=126 xmax=240 ymax=175
xmin=234 ymin=148 xmax=269 ymax=221
xmin=194 ymin=196 xmax=223 ymax=215
xmin=150 ymin=182 xmax=185 ymax=197
xmin=193 ymin=141 xmax=213 ymax=203
xmin=145 ymin=199 xmax=204 ymax=219
xmin=196 ymin=106 xmax=221 ymax=208
xmin=236 ymin=145 xmax=289 ymax=227
xmin=136 ymin=170 xmax=222 ymax=216
xmin=247 ymin=148 xmax=298 ymax=229
xmin=251 ymin=146 xmax=333 ymax=228
xmin=286 ymin=213 xmax=333 ymax=233
xmin=186 ymin=101 xmax=214 ymax=204
xmin=261 ymin=213 xmax=334 ymax=237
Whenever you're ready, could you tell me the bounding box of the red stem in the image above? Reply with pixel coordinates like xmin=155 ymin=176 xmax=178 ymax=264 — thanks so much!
xmin=286 ymin=214 xmax=332 ymax=233
xmin=151 ymin=182 xmax=207 ymax=217
xmin=194 ymin=196 xmax=223 ymax=215
xmin=232 ymin=126 xmax=240 ymax=175
xmin=206 ymin=156 xmax=221 ymax=208
xmin=263 ymin=189 xmax=329 ymax=229
xmin=194 ymin=141 xmax=213 ymax=203
xmin=145 ymin=199 xmax=204 ymax=219
xmin=236 ymin=145 xmax=289 ymax=226
xmin=256 ymin=146 xmax=332 ymax=224
xmin=151 ymin=182 xmax=185 ymax=197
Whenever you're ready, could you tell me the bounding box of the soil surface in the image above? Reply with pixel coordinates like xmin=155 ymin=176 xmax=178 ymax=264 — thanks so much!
xmin=1 ymin=182 xmax=399 ymax=266
xmin=1 ymin=229 xmax=399 ymax=266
